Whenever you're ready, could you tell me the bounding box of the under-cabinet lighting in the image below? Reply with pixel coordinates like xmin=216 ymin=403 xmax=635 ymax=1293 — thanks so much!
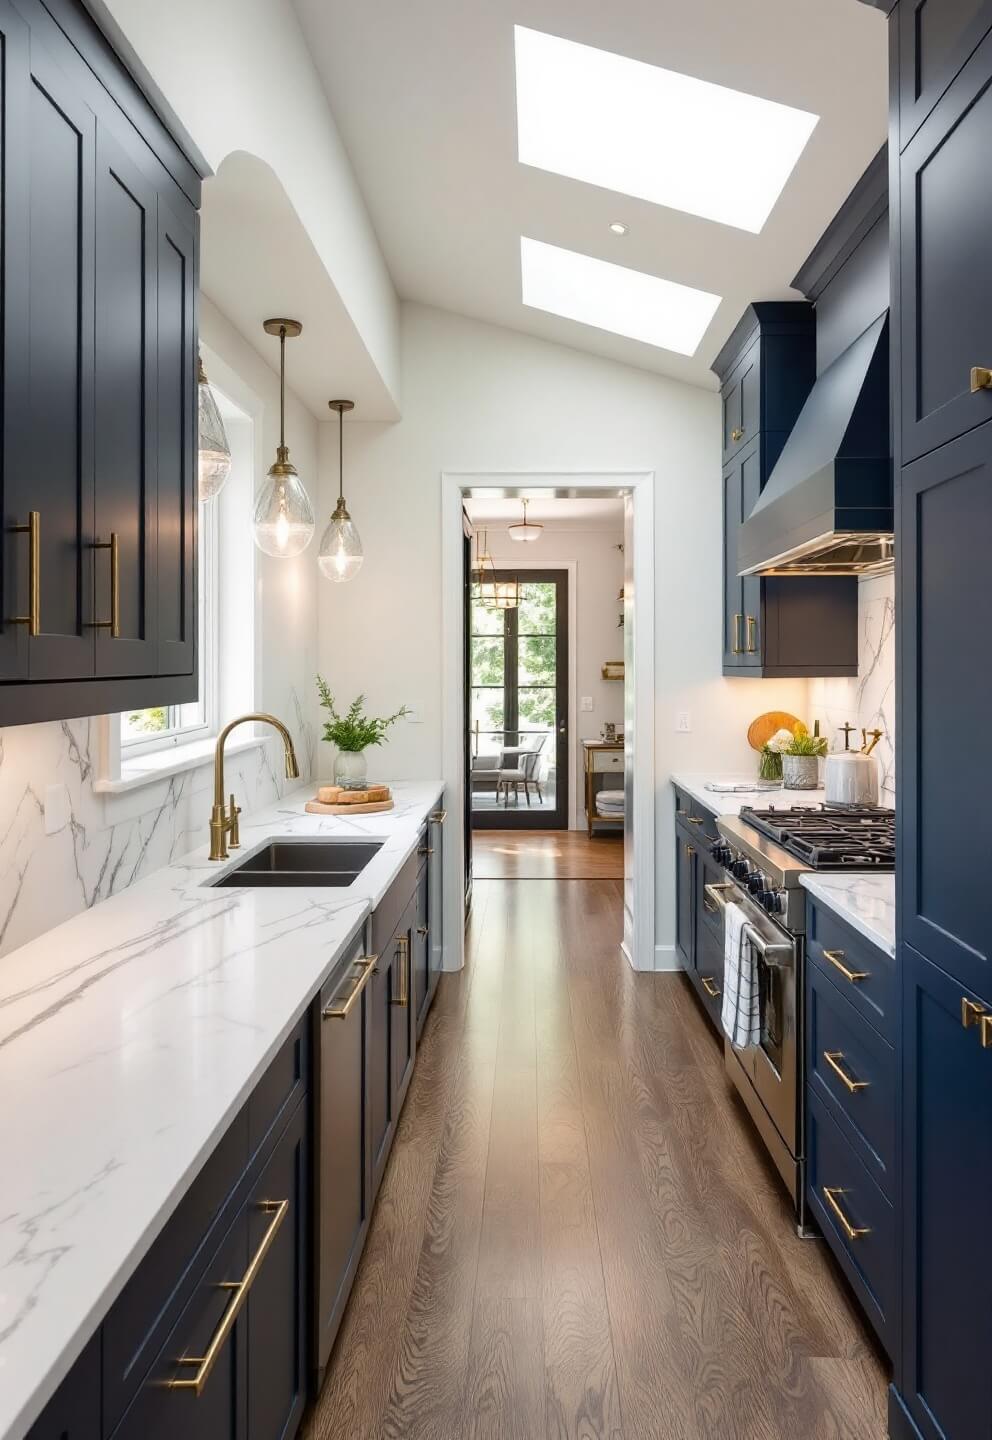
xmin=520 ymin=237 xmax=720 ymax=355
xmin=514 ymin=25 xmax=818 ymax=234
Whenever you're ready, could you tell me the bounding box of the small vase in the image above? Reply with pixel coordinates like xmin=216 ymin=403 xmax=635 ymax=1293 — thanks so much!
xmin=334 ymin=749 xmax=367 ymax=785
xmin=782 ymin=754 xmax=819 ymax=790
xmin=758 ymin=749 xmax=783 ymax=782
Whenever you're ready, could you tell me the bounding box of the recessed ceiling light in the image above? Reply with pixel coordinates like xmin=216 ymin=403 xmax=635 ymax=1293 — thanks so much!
xmin=514 ymin=26 xmax=818 ymax=234
xmin=609 ymin=221 xmax=628 ymax=236
xmin=520 ymin=237 xmax=721 ymax=356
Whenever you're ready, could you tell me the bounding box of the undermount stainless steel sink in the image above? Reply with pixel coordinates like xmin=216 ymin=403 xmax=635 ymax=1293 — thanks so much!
xmin=210 ymin=839 xmax=383 ymax=889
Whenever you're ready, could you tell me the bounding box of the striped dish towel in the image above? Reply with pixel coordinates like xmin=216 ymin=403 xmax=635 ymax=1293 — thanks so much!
xmin=721 ymin=900 xmax=761 ymax=1048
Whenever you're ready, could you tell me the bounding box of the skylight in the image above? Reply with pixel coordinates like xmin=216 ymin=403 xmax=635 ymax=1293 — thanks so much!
xmin=520 ymin=238 xmax=721 ymax=355
xmin=514 ymin=26 xmax=818 ymax=234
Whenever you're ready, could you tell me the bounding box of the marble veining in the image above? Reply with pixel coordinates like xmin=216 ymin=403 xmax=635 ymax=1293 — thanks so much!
xmin=0 ymin=780 xmax=442 ymax=1440
xmin=799 ymin=872 xmax=896 ymax=959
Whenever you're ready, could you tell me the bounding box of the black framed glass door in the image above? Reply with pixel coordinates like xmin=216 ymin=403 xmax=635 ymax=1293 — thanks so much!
xmin=469 ymin=569 xmax=568 ymax=830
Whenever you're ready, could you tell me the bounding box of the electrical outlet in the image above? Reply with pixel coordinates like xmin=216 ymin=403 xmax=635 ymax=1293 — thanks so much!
xmin=44 ymin=784 xmax=71 ymax=835
xmin=676 ymin=711 xmax=692 ymax=733
xmin=580 ymin=696 xmax=594 ymax=712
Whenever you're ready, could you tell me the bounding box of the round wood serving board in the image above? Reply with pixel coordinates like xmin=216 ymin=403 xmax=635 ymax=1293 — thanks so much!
xmin=747 ymin=711 xmax=802 ymax=752
xmin=305 ymin=799 xmax=395 ymax=815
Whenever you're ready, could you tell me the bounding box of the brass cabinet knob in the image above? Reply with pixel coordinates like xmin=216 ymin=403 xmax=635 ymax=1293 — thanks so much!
xmin=961 ymin=996 xmax=987 ymax=1030
xmin=970 ymin=366 xmax=992 ymax=392
xmin=730 ymin=426 xmax=744 ymax=442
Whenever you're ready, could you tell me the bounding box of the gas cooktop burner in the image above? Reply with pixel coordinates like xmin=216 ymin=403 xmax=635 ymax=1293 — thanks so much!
xmin=739 ymin=804 xmax=895 ymax=871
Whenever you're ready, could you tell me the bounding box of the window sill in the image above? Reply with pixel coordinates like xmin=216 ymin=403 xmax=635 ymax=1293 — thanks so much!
xmin=93 ymin=734 xmax=266 ymax=795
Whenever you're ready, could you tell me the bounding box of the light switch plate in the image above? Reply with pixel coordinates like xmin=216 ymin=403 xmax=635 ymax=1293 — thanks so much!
xmin=676 ymin=711 xmax=692 ymax=733
xmin=44 ymin=783 xmax=71 ymax=835
xmin=580 ymin=696 xmax=594 ymax=712
xmin=405 ymin=709 xmax=422 ymax=724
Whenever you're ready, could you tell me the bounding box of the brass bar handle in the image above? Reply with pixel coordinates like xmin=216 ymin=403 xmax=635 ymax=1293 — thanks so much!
xmin=700 ymin=976 xmax=721 ymax=999
xmin=961 ymin=997 xmax=987 ymax=1030
xmin=322 ymin=956 xmax=377 ymax=1020
xmin=823 ymin=1050 xmax=869 ymax=1093
xmin=88 ymin=533 xmax=120 ymax=636
xmin=970 ymin=366 xmax=992 ymax=393
xmin=167 ymin=1198 xmax=288 ymax=1394
xmin=821 ymin=948 xmax=869 ymax=984
xmin=9 ymin=511 xmax=41 ymax=636
xmin=730 ymin=426 xmax=744 ymax=442
xmin=683 ymin=842 xmax=693 ymax=858
xmin=746 ymin=615 xmax=758 ymax=654
xmin=430 ymin=809 xmax=447 ymax=824
xmin=822 ymin=1186 xmax=870 ymax=1241
xmin=687 ymin=816 xmax=706 ymax=826
xmin=981 ymin=1015 xmax=992 ymax=1050
xmin=392 ymin=936 xmax=409 ymax=1007
xmin=732 ymin=613 xmax=743 ymax=654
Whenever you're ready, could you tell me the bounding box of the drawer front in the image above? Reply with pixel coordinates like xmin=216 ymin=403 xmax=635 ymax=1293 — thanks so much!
xmin=806 ymin=1091 xmax=895 ymax=1356
xmin=674 ymin=792 xmax=718 ymax=845
xmin=696 ymin=851 xmax=725 ymax=947
xmin=248 ymin=1015 xmax=308 ymax=1162
xmin=807 ymin=900 xmax=894 ymax=1040
xmin=113 ymin=1207 xmax=249 ymax=1440
xmin=898 ymin=0 xmax=992 ymax=148
xmin=807 ymin=964 xmax=896 ymax=1198
xmin=371 ymin=849 xmax=419 ymax=955
xmin=591 ymin=748 xmax=624 ymax=773
xmin=693 ymin=921 xmax=725 ymax=1031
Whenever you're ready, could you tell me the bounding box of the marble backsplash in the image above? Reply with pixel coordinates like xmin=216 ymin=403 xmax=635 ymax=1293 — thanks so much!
xmin=0 ymin=689 xmax=315 ymax=960
xmin=809 ymin=572 xmax=895 ymax=801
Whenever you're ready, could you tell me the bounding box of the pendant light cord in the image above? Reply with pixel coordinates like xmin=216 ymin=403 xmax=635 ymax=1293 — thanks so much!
xmin=339 ymin=404 xmax=344 ymax=503
xmin=279 ymin=325 xmax=286 ymax=451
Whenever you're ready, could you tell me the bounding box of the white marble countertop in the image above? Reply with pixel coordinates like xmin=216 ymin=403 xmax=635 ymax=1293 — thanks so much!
xmin=0 ymin=779 xmax=443 ymax=1440
xmin=671 ymin=772 xmax=832 ymax=816
xmin=800 ymin=872 xmax=896 ymax=959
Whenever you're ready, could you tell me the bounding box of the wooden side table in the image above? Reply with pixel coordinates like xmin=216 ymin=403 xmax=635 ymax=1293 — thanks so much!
xmin=583 ymin=741 xmax=625 ymax=837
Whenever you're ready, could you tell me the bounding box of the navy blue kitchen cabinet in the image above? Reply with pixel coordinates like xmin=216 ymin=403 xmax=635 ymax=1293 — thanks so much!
xmin=674 ymin=789 xmax=724 ymax=1032
xmin=26 ymin=1337 xmax=101 ymax=1440
xmin=712 ymin=305 xmax=858 ymax=678
xmin=0 ymin=0 xmax=204 ymax=726
xmin=896 ymin=0 xmax=992 ymax=146
xmin=896 ymin=947 xmax=992 ymax=1440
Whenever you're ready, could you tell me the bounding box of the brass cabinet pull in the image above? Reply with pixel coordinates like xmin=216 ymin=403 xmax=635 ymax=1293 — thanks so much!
xmin=9 ymin=511 xmax=41 ymax=636
xmin=417 ymin=925 xmax=429 ymax=938
xmin=392 ymin=936 xmax=409 ymax=1007
xmin=88 ymin=533 xmax=120 ymax=636
xmin=730 ymin=426 xmax=744 ymax=442
xmin=700 ymin=975 xmax=722 ymax=999
xmin=167 ymin=1198 xmax=288 ymax=1393
xmin=417 ymin=845 xmax=434 ymax=857
xmin=981 ymin=1015 xmax=992 ymax=1050
xmin=687 ymin=816 xmax=706 ymax=826
xmin=823 ymin=1050 xmax=869 ymax=1093
xmin=821 ymin=948 xmax=869 ymax=984
xmin=676 ymin=808 xmax=688 ymax=818
xmin=430 ymin=809 xmax=447 ymax=824
xmin=970 ymin=366 xmax=992 ymax=392
xmin=961 ymin=997 xmax=987 ymax=1030
xmin=322 ymin=956 xmax=377 ymax=1020
xmin=682 ymin=842 xmax=693 ymax=858
xmin=822 ymin=1186 xmax=870 ymax=1241
xmin=745 ymin=615 xmax=758 ymax=654
xmin=732 ymin=613 xmax=744 ymax=654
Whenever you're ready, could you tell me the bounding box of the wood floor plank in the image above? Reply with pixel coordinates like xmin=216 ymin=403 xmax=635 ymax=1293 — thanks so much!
xmin=473 ymin=830 xmax=624 ymax=880
xmin=465 ymin=1298 xmax=546 ymax=1440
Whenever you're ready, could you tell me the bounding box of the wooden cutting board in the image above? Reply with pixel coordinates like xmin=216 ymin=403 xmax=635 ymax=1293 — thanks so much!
xmin=305 ymin=799 xmax=395 ymax=815
xmin=747 ymin=711 xmax=802 ymax=752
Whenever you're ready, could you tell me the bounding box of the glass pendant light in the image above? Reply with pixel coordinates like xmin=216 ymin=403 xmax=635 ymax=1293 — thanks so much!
xmin=318 ymin=400 xmax=364 ymax=582
xmin=253 ymin=319 xmax=315 ymax=557
xmin=197 ymin=354 xmax=232 ymax=500
xmin=508 ymin=498 xmax=543 ymax=543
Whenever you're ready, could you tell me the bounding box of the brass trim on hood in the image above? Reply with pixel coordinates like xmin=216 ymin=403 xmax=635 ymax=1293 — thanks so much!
xmin=742 ymin=530 xmax=894 ymax=577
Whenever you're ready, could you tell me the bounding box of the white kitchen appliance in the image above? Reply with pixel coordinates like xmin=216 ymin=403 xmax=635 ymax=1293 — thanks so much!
xmin=824 ymin=724 xmax=882 ymax=807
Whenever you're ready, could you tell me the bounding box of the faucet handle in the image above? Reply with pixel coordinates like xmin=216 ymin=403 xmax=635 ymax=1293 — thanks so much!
xmin=229 ymin=792 xmax=242 ymax=850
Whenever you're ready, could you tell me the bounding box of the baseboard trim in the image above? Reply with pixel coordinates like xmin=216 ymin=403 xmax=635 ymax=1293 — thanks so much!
xmin=654 ymin=944 xmax=680 ymax=973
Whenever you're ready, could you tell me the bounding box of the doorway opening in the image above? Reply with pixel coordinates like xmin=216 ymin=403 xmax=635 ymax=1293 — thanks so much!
xmin=441 ymin=473 xmax=655 ymax=973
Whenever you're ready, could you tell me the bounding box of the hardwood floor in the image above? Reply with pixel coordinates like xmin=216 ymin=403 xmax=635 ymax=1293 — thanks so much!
xmin=472 ymin=830 xmax=624 ymax=880
xmin=305 ymin=879 xmax=887 ymax=1440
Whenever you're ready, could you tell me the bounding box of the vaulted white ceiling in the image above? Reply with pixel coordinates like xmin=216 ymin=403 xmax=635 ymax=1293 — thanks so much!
xmin=292 ymin=0 xmax=887 ymax=390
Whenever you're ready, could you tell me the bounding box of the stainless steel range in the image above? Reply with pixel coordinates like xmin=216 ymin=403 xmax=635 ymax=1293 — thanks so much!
xmin=708 ymin=804 xmax=895 ymax=1229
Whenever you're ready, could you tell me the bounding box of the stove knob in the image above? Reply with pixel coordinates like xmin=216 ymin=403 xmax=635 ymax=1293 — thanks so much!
xmin=732 ymin=858 xmax=750 ymax=879
xmin=747 ymin=872 xmax=765 ymax=894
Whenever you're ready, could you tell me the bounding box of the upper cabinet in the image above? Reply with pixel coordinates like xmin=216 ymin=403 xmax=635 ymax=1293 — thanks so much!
xmin=0 ymin=0 xmax=203 ymax=726
xmin=712 ymin=304 xmax=858 ymax=678
xmin=897 ymin=0 xmax=992 ymax=145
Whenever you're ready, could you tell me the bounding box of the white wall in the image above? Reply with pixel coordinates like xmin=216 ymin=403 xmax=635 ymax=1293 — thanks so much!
xmin=315 ymin=302 xmax=810 ymax=950
xmin=0 ymin=298 xmax=319 ymax=958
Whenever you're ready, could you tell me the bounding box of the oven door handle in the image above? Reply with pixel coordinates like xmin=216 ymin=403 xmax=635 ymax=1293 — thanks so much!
xmin=704 ymin=882 xmax=794 ymax=969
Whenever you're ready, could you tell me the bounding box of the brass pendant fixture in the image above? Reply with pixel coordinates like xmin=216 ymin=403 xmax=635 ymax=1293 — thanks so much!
xmin=474 ymin=530 xmax=518 ymax=610
xmin=253 ymin=319 xmax=315 ymax=557
xmin=197 ymin=353 xmax=232 ymax=500
xmin=318 ymin=400 xmax=363 ymax=582
xmin=508 ymin=498 xmax=543 ymax=543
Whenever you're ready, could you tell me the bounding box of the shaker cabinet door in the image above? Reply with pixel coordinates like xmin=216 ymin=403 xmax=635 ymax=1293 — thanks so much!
xmin=897 ymin=0 xmax=992 ymax=146
xmin=93 ymin=120 xmax=158 ymax=676
xmin=675 ymin=832 xmax=696 ymax=972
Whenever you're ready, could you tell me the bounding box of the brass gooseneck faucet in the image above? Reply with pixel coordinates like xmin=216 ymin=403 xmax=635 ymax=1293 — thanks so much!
xmin=210 ymin=713 xmax=300 ymax=861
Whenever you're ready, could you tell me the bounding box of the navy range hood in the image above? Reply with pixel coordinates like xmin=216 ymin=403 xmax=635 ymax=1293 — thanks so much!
xmin=737 ymin=312 xmax=893 ymax=577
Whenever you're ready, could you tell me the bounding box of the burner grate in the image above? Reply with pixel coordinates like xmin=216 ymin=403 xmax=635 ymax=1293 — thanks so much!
xmin=739 ymin=805 xmax=895 ymax=871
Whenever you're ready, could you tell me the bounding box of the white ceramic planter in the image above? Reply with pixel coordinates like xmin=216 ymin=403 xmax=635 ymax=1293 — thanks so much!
xmin=782 ymin=754 xmax=819 ymax=790
xmin=333 ymin=749 xmax=368 ymax=784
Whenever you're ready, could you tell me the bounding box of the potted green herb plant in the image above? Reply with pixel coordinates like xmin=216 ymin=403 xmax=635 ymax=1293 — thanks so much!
xmin=316 ymin=677 xmax=410 ymax=784
xmin=781 ymin=722 xmax=827 ymax=790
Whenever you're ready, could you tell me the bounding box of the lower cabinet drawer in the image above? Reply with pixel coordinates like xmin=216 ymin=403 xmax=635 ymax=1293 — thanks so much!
xmin=807 ymin=900 xmax=894 ymax=1041
xmin=806 ymin=1090 xmax=895 ymax=1357
xmin=591 ymin=749 xmax=624 ymax=773
xmin=807 ymin=963 xmax=895 ymax=1198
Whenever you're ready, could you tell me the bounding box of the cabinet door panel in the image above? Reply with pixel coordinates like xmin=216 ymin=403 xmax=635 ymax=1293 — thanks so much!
xmin=94 ymin=121 xmax=157 ymax=676
xmin=26 ymin=1334 xmax=99 ymax=1439
xmin=23 ymin=38 xmax=95 ymax=680
xmin=391 ymin=900 xmax=415 ymax=1116
xmin=901 ymin=32 xmax=992 ymax=460
xmin=370 ymin=947 xmax=395 ymax=1195
xmin=722 ymin=458 xmax=743 ymax=668
xmin=246 ymin=1100 xmax=307 ymax=1440
xmin=898 ymin=0 xmax=992 ymax=145
xmin=427 ymin=810 xmax=444 ymax=1007
xmin=900 ymin=429 xmax=992 ymax=997
xmin=156 ymin=196 xmax=196 ymax=677
xmin=414 ymin=861 xmax=430 ymax=1034
xmin=675 ymin=833 xmax=695 ymax=971
xmin=740 ymin=445 xmax=762 ymax=669
xmin=900 ymin=946 xmax=992 ymax=1440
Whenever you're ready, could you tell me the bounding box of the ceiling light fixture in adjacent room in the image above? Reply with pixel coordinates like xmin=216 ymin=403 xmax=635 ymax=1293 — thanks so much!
xmin=197 ymin=354 xmax=232 ymax=500
xmin=508 ymin=498 xmax=544 ymax=543
xmin=319 ymin=400 xmax=364 ymax=583
xmin=520 ymin=236 xmax=721 ymax=355
xmin=514 ymin=25 xmax=818 ymax=234
xmin=475 ymin=530 xmax=499 ymax=606
xmin=253 ymin=319 xmax=315 ymax=557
